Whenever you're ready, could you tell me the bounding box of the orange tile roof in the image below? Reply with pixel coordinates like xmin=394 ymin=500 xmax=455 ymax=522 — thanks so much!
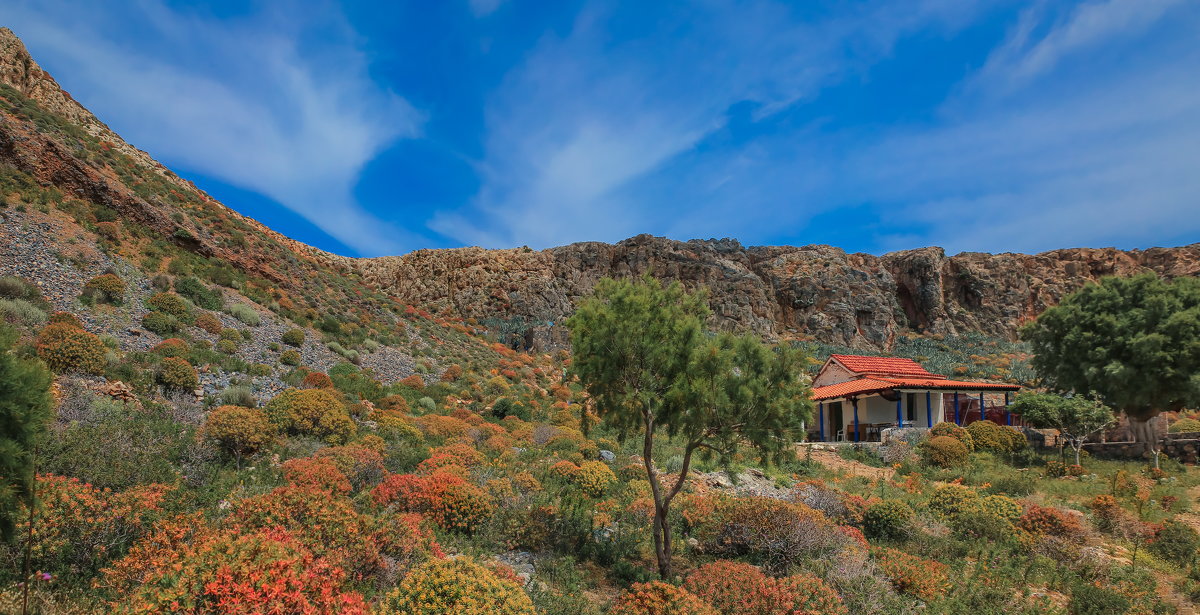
xmin=830 ymin=354 xmax=942 ymax=378
xmin=812 ymin=376 xmax=1020 ymax=401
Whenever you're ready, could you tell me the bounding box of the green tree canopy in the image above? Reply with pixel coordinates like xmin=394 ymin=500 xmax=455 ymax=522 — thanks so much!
xmin=1009 ymin=392 xmax=1113 ymax=465
xmin=567 ymin=275 xmax=811 ymax=579
xmin=1021 ymin=273 xmax=1200 ymax=447
xmin=0 ymin=324 xmax=53 ymax=542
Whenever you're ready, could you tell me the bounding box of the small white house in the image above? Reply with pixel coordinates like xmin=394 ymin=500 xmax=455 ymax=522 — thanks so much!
xmin=810 ymin=354 xmax=1022 ymax=442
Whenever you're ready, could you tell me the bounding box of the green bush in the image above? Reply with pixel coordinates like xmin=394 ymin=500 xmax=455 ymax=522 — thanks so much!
xmin=141 ymin=311 xmax=180 ymax=335
xmin=146 ymin=292 xmax=190 ymax=318
xmin=1169 ymin=418 xmax=1200 ymax=434
xmin=930 ymin=421 xmax=974 ymax=451
xmin=228 ymin=303 xmax=260 ymax=326
xmin=174 ymin=276 xmax=222 ymax=310
xmin=966 ymin=420 xmax=1025 ymax=452
xmin=1149 ymin=520 xmax=1200 ymax=566
xmin=1070 ymin=581 xmax=1130 ymax=615
xmin=280 ymin=349 xmax=301 ymax=366
xmin=0 ymin=298 xmax=47 ymax=327
xmin=919 ymin=435 xmax=969 ymax=467
xmin=40 ymin=398 xmax=189 ymax=490
xmin=81 ymin=273 xmax=126 ymax=305
xmin=0 ymin=275 xmax=50 ymax=310
xmin=282 ymin=328 xmax=305 ymax=347
xmin=216 ymin=339 xmax=237 ymax=354
xmin=863 ymin=500 xmax=915 ymax=541
xmin=248 ymin=363 xmax=273 ymax=376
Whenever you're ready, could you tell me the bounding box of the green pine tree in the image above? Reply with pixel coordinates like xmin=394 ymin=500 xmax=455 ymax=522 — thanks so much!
xmin=0 ymin=324 xmax=53 ymax=543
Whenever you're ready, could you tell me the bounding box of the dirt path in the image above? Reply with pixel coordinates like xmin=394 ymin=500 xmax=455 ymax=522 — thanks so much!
xmin=805 ymin=448 xmax=896 ymax=481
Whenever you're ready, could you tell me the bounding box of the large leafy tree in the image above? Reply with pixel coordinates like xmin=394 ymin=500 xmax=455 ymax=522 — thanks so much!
xmin=567 ymin=275 xmax=811 ymax=579
xmin=1022 ymin=274 xmax=1200 ymax=454
xmin=1009 ymin=392 xmax=1114 ymax=465
xmin=0 ymin=324 xmax=53 ymax=542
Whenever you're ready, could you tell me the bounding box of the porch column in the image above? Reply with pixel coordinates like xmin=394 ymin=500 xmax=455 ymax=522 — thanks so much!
xmin=1004 ymin=392 xmax=1011 ymax=426
xmin=953 ymin=392 xmax=960 ymax=425
xmin=896 ymin=395 xmax=903 ymax=426
xmin=926 ymin=391 xmax=932 ymax=427
xmin=852 ymin=397 xmax=860 ymax=443
xmin=819 ymin=402 xmax=825 ymax=442
xmin=978 ymin=392 xmax=985 ymax=424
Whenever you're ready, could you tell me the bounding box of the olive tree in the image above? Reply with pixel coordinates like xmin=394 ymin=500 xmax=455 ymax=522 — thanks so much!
xmin=567 ymin=275 xmax=811 ymax=579
xmin=1022 ymin=274 xmax=1200 ymax=463
xmin=1009 ymin=392 xmax=1114 ymax=466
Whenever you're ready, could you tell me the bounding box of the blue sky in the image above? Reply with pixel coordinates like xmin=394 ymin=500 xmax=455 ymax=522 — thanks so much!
xmin=6 ymin=0 xmax=1199 ymax=257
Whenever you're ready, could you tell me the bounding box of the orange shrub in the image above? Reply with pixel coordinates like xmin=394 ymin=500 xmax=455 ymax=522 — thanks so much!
xmin=303 ymin=371 xmax=334 ymax=389
xmin=377 ymin=394 xmax=410 ymax=412
xmin=152 ymin=338 xmax=189 ymax=357
xmin=36 ymin=321 xmax=106 ymax=374
xmin=440 ymin=364 xmax=463 ymax=382
xmin=194 ymin=312 xmax=223 ymax=335
xmin=400 ymin=374 xmax=425 ymax=389
xmin=765 ymin=573 xmax=847 ymax=615
xmin=417 ymin=442 xmax=485 ymax=474
xmin=372 ymin=512 xmax=444 ymax=573
xmin=609 ymin=581 xmax=718 ymax=615
xmin=282 ymin=457 xmax=352 ymax=495
xmin=418 ymin=414 xmax=471 ymax=440
xmin=115 ymin=527 xmax=367 ymax=614
xmin=313 ymin=444 xmax=386 ymax=489
xmin=157 ymin=356 xmax=198 ymax=390
xmin=870 ymin=546 xmax=949 ymax=601
xmin=1018 ymin=504 xmax=1087 ymax=539
xmin=683 ymin=560 xmax=771 ymax=613
xmin=371 ymin=471 xmax=493 ymax=534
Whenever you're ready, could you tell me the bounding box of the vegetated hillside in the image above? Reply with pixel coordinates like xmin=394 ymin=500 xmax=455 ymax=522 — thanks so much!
xmin=0 ymin=26 xmax=507 ymax=396
xmin=355 ymin=235 xmax=1200 ymax=351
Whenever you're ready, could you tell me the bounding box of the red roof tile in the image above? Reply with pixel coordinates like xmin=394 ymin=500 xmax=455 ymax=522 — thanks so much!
xmin=812 ymin=376 xmax=1021 ymax=401
xmin=830 ymin=354 xmax=942 ymax=378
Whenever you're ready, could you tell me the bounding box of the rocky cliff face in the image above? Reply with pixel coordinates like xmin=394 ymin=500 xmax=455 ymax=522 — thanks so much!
xmin=355 ymin=235 xmax=1200 ymax=351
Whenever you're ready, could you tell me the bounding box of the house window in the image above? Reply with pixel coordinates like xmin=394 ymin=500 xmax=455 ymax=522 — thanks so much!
xmin=905 ymin=393 xmax=916 ymax=422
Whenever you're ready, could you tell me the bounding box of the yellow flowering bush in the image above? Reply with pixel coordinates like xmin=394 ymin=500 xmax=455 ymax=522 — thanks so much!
xmin=379 ymin=558 xmax=534 ymax=615
xmin=265 ymin=388 xmax=357 ymax=444
xmin=574 ymin=461 xmax=617 ymax=497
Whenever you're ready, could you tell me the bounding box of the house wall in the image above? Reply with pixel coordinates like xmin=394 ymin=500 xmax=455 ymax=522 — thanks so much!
xmin=826 ymin=392 xmax=948 ymax=436
xmin=814 ymin=361 xmax=856 ymax=387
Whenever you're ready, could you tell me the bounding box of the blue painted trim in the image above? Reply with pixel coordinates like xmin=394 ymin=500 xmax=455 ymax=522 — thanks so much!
xmin=819 ymin=402 xmax=825 ymax=442
xmin=926 ymin=391 xmax=933 ymax=427
xmin=852 ymin=398 xmax=860 ymax=442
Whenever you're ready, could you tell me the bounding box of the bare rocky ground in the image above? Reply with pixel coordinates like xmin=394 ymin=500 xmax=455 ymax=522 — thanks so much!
xmin=1 ymin=207 xmax=420 ymax=405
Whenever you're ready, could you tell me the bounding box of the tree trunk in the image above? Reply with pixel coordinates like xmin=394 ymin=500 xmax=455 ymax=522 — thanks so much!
xmin=1127 ymin=413 xmax=1161 ymax=468
xmin=1073 ymin=440 xmax=1082 ymax=466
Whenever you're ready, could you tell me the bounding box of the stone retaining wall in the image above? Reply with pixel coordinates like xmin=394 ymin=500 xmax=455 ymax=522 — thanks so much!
xmin=1081 ymin=432 xmax=1200 ymax=464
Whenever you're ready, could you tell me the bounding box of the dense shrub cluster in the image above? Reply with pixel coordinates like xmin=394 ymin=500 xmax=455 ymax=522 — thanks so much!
xmin=965 ymin=420 xmax=1026 ymax=452
xmin=379 ymin=558 xmax=534 ymax=615
xmin=683 ymin=560 xmax=846 ymax=615
xmin=919 ymin=435 xmax=969 ymax=467
xmin=36 ymin=320 xmax=106 ymax=374
xmin=610 ymin=582 xmax=717 ymax=615
xmin=82 ymin=273 xmax=126 ymax=304
xmin=200 ymin=405 xmax=274 ymax=465
xmin=265 ymin=388 xmax=356 ymax=444
xmin=157 ymin=356 xmax=198 ymax=390
xmin=282 ymin=327 xmax=306 ymax=347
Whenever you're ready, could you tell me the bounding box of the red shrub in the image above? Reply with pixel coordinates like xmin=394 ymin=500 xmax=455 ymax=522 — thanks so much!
xmin=609 ymin=582 xmax=717 ymax=615
xmin=870 ymin=546 xmax=949 ymax=601
xmin=303 ymin=371 xmax=334 ymax=389
xmin=1018 ymin=504 xmax=1087 ymax=539
xmin=282 ymin=457 xmax=352 ymax=495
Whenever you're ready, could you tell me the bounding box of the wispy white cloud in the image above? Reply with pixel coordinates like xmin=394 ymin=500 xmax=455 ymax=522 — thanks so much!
xmin=968 ymin=0 xmax=1186 ymax=95
xmin=433 ymin=0 xmax=988 ymax=249
xmin=5 ymin=0 xmax=422 ymax=255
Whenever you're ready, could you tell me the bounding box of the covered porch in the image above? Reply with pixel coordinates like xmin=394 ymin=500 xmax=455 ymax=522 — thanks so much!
xmin=808 ymin=381 xmax=1023 ymax=443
